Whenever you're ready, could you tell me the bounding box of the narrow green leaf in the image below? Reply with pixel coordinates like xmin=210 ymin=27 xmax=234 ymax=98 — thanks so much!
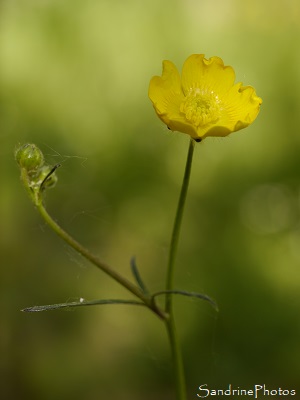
xmin=152 ymin=290 xmax=218 ymax=311
xmin=130 ymin=257 xmax=149 ymax=294
xmin=22 ymin=298 xmax=145 ymax=312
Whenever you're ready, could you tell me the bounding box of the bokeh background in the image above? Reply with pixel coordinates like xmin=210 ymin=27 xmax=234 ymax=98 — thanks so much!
xmin=1 ymin=0 xmax=300 ymax=399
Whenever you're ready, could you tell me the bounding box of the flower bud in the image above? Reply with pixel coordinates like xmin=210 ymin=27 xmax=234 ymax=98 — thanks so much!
xmin=15 ymin=144 xmax=44 ymax=172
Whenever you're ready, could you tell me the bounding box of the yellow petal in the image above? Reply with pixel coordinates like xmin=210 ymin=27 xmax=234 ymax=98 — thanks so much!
xmin=164 ymin=96 xmax=199 ymax=138
xmin=181 ymin=54 xmax=236 ymax=96
xmin=148 ymin=60 xmax=182 ymax=115
xmin=224 ymin=83 xmax=262 ymax=125
xmin=195 ymin=85 xmax=262 ymax=139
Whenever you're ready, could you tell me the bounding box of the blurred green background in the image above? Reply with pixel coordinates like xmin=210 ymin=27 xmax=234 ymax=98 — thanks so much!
xmin=1 ymin=0 xmax=300 ymax=399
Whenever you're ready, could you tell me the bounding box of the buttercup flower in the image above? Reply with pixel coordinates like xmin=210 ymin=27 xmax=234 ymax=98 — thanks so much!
xmin=149 ymin=54 xmax=262 ymax=141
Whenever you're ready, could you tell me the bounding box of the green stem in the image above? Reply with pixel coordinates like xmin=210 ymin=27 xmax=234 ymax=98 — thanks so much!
xmin=165 ymin=313 xmax=187 ymax=400
xmin=35 ymin=201 xmax=166 ymax=319
xmin=20 ymin=167 xmax=166 ymax=320
xmin=37 ymin=202 xmax=138 ymax=294
xmin=165 ymin=138 xmax=195 ymax=312
xmin=165 ymin=137 xmax=196 ymax=400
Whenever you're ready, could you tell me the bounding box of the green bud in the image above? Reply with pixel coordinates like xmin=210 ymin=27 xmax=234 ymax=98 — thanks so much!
xmin=15 ymin=143 xmax=44 ymax=172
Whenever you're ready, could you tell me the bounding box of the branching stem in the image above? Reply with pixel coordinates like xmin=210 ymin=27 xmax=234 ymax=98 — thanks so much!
xmin=18 ymin=138 xmax=197 ymax=400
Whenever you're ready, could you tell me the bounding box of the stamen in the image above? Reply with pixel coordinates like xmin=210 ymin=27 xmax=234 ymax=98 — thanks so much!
xmin=180 ymin=88 xmax=221 ymax=127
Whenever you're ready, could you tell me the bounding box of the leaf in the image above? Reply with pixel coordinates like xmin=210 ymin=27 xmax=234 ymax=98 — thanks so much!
xmin=152 ymin=290 xmax=218 ymax=311
xmin=130 ymin=256 xmax=149 ymax=294
xmin=22 ymin=298 xmax=145 ymax=312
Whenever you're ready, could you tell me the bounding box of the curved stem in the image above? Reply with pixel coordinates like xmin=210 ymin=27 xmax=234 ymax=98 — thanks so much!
xmin=165 ymin=137 xmax=195 ymax=400
xmin=35 ymin=201 xmax=166 ymax=319
xmin=37 ymin=202 xmax=139 ymax=295
xmin=19 ymin=164 xmax=166 ymax=320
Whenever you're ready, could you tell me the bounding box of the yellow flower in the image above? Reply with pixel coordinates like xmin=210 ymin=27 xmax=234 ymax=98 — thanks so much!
xmin=148 ymin=54 xmax=262 ymax=141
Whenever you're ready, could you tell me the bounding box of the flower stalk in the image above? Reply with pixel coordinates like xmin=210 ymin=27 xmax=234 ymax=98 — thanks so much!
xmin=165 ymin=138 xmax=195 ymax=313
xmin=164 ymin=137 xmax=196 ymax=400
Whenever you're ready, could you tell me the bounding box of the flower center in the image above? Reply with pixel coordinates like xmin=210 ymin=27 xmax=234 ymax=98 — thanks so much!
xmin=180 ymin=88 xmax=221 ymax=127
